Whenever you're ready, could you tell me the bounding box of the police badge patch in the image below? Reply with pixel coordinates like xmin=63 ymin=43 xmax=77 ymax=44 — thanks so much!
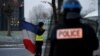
xmin=57 ymin=28 xmax=83 ymax=39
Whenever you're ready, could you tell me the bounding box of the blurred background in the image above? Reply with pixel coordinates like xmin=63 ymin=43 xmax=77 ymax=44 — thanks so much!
xmin=0 ymin=0 xmax=99 ymax=56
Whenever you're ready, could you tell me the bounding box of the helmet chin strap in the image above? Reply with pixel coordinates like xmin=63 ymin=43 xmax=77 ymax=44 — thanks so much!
xmin=66 ymin=12 xmax=80 ymax=19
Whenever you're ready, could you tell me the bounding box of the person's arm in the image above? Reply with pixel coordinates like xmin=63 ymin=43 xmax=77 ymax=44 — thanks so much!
xmin=85 ymin=25 xmax=99 ymax=50
xmin=89 ymin=26 xmax=99 ymax=50
xmin=36 ymin=28 xmax=45 ymax=35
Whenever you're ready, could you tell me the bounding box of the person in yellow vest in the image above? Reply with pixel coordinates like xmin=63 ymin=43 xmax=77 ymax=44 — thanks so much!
xmin=35 ymin=22 xmax=45 ymax=56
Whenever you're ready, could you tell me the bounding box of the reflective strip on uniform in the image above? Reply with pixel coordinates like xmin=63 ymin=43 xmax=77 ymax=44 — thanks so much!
xmin=36 ymin=35 xmax=44 ymax=41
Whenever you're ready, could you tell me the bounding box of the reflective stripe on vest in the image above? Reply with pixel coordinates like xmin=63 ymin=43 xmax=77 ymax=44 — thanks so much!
xmin=36 ymin=35 xmax=44 ymax=41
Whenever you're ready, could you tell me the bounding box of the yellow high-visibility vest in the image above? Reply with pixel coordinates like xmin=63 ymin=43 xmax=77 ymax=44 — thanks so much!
xmin=36 ymin=35 xmax=44 ymax=41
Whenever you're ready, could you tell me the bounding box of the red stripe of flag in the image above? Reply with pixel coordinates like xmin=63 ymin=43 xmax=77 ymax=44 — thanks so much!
xmin=23 ymin=37 xmax=36 ymax=54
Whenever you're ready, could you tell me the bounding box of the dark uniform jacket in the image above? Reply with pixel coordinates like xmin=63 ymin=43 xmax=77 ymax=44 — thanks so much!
xmin=49 ymin=18 xmax=99 ymax=56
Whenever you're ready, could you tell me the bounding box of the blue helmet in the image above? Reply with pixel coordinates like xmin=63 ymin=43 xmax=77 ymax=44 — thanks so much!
xmin=63 ymin=0 xmax=82 ymax=12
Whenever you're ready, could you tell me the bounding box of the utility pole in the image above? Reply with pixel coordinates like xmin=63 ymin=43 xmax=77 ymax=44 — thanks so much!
xmin=52 ymin=0 xmax=57 ymax=24
xmin=57 ymin=0 xmax=63 ymax=22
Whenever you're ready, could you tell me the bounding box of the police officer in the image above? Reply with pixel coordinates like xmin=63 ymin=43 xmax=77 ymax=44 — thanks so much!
xmin=49 ymin=0 xmax=99 ymax=56
xmin=35 ymin=22 xmax=45 ymax=56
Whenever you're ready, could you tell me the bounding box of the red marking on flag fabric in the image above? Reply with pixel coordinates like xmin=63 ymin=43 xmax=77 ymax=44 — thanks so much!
xmin=57 ymin=28 xmax=83 ymax=39
xmin=23 ymin=37 xmax=36 ymax=54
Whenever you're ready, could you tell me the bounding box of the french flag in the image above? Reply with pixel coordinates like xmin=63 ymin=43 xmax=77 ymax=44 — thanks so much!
xmin=20 ymin=20 xmax=39 ymax=54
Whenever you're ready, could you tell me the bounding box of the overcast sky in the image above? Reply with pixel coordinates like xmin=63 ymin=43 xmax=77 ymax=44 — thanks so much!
xmin=24 ymin=0 xmax=52 ymax=19
xmin=24 ymin=0 xmax=98 ymax=19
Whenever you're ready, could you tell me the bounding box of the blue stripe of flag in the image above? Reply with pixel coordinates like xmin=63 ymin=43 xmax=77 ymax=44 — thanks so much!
xmin=20 ymin=20 xmax=39 ymax=34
